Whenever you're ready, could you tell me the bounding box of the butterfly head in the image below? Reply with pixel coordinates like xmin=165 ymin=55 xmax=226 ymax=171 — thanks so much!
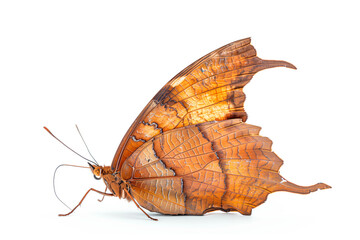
xmin=88 ymin=163 xmax=103 ymax=180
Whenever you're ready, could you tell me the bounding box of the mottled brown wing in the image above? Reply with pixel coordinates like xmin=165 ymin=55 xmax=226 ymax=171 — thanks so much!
xmin=112 ymin=38 xmax=296 ymax=171
xmin=121 ymin=119 xmax=330 ymax=215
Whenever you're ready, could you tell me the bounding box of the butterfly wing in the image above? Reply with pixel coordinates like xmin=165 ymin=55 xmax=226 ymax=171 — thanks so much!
xmin=121 ymin=119 xmax=330 ymax=215
xmin=112 ymin=38 xmax=296 ymax=171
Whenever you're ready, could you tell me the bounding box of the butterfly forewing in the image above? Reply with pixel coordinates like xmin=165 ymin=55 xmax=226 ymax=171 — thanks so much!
xmin=111 ymin=38 xmax=296 ymax=171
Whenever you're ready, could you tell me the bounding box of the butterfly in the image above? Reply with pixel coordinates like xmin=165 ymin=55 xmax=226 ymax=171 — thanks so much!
xmin=47 ymin=37 xmax=330 ymax=220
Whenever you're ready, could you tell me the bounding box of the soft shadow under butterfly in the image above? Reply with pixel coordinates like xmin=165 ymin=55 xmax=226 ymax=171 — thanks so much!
xmin=45 ymin=38 xmax=330 ymax=221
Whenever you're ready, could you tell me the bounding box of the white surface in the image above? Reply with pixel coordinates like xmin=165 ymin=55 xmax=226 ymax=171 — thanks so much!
xmin=1 ymin=1 xmax=358 ymax=239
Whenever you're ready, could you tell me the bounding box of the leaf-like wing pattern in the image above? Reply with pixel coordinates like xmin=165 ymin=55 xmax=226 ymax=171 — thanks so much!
xmin=112 ymin=38 xmax=296 ymax=171
xmin=122 ymin=119 xmax=330 ymax=215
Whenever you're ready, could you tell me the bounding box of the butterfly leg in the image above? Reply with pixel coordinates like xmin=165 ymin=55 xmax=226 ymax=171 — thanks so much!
xmin=59 ymin=188 xmax=113 ymax=216
xmin=98 ymin=187 xmax=108 ymax=202
xmin=123 ymin=187 xmax=158 ymax=221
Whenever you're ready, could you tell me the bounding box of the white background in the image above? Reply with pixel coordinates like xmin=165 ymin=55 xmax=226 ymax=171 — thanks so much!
xmin=1 ymin=0 xmax=359 ymax=239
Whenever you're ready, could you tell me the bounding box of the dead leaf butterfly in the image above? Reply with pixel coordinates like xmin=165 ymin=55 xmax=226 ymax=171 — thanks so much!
xmin=45 ymin=38 xmax=331 ymax=221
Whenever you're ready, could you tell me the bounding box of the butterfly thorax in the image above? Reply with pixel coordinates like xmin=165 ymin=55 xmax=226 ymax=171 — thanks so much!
xmin=93 ymin=165 xmax=131 ymax=201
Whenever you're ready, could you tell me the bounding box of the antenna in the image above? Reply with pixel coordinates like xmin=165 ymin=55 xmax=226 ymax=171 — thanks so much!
xmin=43 ymin=126 xmax=98 ymax=166
xmin=75 ymin=125 xmax=99 ymax=166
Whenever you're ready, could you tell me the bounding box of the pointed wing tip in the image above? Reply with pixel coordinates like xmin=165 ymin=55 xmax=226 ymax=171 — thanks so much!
xmin=262 ymin=59 xmax=297 ymax=70
xmin=275 ymin=180 xmax=331 ymax=194
xmin=227 ymin=37 xmax=252 ymax=47
xmin=317 ymin=183 xmax=332 ymax=190
xmin=283 ymin=61 xmax=297 ymax=70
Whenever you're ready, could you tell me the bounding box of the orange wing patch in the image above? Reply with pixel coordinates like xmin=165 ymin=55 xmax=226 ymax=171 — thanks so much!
xmin=124 ymin=119 xmax=330 ymax=215
xmin=112 ymin=38 xmax=296 ymax=172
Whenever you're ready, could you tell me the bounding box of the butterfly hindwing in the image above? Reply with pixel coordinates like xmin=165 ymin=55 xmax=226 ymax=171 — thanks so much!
xmin=122 ymin=119 xmax=330 ymax=215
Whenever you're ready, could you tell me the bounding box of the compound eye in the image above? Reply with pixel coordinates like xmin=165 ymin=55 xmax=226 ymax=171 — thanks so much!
xmin=93 ymin=168 xmax=102 ymax=180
